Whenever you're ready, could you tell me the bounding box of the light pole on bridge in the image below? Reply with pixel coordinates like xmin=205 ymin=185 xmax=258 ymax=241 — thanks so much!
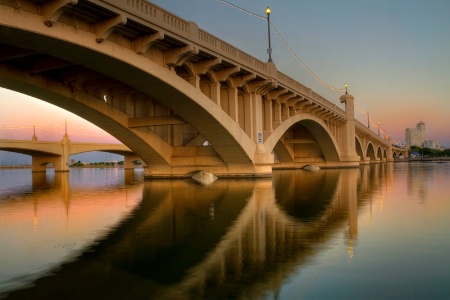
xmin=32 ymin=123 xmax=37 ymax=141
xmin=367 ymin=109 xmax=370 ymax=129
xmin=266 ymin=7 xmax=273 ymax=62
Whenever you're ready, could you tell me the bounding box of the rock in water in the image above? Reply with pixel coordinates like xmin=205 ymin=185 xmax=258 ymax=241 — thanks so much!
xmin=192 ymin=171 xmax=218 ymax=185
xmin=303 ymin=164 xmax=320 ymax=171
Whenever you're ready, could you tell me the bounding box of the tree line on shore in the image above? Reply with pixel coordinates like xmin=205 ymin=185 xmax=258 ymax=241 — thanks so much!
xmin=408 ymin=146 xmax=450 ymax=158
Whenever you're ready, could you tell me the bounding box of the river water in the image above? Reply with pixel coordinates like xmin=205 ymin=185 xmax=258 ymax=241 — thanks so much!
xmin=0 ymin=162 xmax=449 ymax=299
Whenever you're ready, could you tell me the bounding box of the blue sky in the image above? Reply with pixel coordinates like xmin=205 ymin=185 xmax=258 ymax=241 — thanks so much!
xmin=149 ymin=0 xmax=450 ymax=145
xmin=1 ymin=0 xmax=449 ymax=164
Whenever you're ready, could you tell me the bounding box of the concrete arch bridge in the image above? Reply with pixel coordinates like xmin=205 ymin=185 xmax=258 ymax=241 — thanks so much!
xmin=0 ymin=0 xmax=406 ymax=177
xmin=0 ymin=136 xmax=140 ymax=172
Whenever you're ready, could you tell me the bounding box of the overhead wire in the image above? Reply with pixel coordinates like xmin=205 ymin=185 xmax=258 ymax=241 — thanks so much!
xmin=218 ymin=0 xmax=402 ymax=143
xmin=219 ymin=0 xmax=345 ymax=92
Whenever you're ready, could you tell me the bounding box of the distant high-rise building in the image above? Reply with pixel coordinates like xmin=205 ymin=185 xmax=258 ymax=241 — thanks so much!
xmin=423 ymin=140 xmax=442 ymax=150
xmin=405 ymin=121 xmax=426 ymax=147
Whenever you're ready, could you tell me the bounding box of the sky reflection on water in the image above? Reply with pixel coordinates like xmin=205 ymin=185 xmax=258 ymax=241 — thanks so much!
xmin=1 ymin=163 xmax=450 ymax=299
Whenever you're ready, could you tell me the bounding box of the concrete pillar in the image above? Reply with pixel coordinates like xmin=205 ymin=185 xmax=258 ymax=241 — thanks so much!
xmin=243 ymin=93 xmax=254 ymax=140
xmin=263 ymin=98 xmax=273 ymax=138
xmin=253 ymin=93 xmax=264 ymax=144
xmin=210 ymin=83 xmax=221 ymax=105
xmin=188 ymin=75 xmax=200 ymax=88
xmin=123 ymin=155 xmax=141 ymax=169
xmin=273 ymin=102 xmax=282 ymax=128
xmin=60 ymin=134 xmax=70 ymax=172
xmin=339 ymin=93 xmax=360 ymax=164
xmin=281 ymin=103 xmax=290 ymax=121
xmin=172 ymin=124 xmax=183 ymax=146
xmin=32 ymin=156 xmax=57 ymax=172
xmin=125 ymin=94 xmax=135 ymax=117
xmin=228 ymin=87 xmax=238 ymax=122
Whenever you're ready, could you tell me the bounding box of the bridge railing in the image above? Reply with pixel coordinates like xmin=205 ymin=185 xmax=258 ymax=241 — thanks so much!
xmin=275 ymin=71 xmax=346 ymax=117
xmin=197 ymin=28 xmax=268 ymax=75
xmin=106 ymin=0 xmax=344 ymax=115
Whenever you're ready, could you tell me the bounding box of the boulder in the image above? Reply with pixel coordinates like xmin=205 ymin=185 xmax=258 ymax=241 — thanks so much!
xmin=191 ymin=170 xmax=218 ymax=185
xmin=303 ymin=164 xmax=320 ymax=171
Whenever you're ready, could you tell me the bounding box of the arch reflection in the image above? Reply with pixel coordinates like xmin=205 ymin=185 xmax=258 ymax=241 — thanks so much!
xmin=273 ymin=169 xmax=340 ymax=220
xmin=4 ymin=167 xmax=395 ymax=299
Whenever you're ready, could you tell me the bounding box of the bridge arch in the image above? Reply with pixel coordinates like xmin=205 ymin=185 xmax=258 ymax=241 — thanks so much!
xmin=355 ymin=136 xmax=364 ymax=162
xmin=383 ymin=148 xmax=388 ymax=160
xmin=0 ymin=23 xmax=258 ymax=176
xmin=264 ymin=114 xmax=340 ymax=167
xmin=0 ymin=146 xmax=62 ymax=172
xmin=366 ymin=142 xmax=377 ymax=162
xmin=377 ymin=146 xmax=383 ymax=160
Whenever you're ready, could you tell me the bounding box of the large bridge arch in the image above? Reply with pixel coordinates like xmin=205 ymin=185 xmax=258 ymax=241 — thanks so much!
xmin=264 ymin=114 xmax=340 ymax=167
xmin=0 ymin=16 xmax=258 ymax=175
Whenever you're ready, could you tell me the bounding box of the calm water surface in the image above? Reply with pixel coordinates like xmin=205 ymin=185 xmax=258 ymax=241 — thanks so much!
xmin=1 ymin=163 xmax=450 ymax=299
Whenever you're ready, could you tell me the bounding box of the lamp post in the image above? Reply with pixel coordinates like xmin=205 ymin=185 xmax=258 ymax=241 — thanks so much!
xmin=266 ymin=7 xmax=272 ymax=62
xmin=377 ymin=121 xmax=380 ymax=136
xmin=366 ymin=109 xmax=370 ymax=128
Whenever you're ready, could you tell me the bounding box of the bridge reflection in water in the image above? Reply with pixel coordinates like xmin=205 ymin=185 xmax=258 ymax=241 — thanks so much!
xmin=4 ymin=166 xmax=392 ymax=299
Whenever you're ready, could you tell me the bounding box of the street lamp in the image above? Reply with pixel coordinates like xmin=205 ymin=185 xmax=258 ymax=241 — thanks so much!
xmin=266 ymin=7 xmax=272 ymax=62
xmin=377 ymin=121 xmax=380 ymax=136
xmin=367 ymin=109 xmax=370 ymax=128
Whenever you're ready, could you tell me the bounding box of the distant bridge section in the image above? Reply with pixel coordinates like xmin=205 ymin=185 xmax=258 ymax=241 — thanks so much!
xmin=0 ymin=135 xmax=140 ymax=172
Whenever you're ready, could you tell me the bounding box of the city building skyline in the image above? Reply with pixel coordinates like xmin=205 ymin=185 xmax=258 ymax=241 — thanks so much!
xmin=405 ymin=121 xmax=426 ymax=147
xmin=405 ymin=121 xmax=443 ymax=150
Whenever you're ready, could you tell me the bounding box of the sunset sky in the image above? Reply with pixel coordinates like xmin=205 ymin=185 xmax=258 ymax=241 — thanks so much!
xmin=1 ymin=0 xmax=449 ymax=163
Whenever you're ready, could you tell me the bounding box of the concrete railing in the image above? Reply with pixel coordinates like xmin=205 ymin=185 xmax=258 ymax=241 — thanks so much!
xmin=103 ymin=0 xmax=342 ymax=115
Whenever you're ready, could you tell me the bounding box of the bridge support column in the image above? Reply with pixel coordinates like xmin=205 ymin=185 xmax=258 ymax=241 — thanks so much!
xmin=262 ymin=97 xmax=273 ymax=138
xmin=123 ymin=155 xmax=141 ymax=169
xmin=253 ymin=93 xmax=264 ymax=144
xmin=339 ymin=92 xmax=360 ymax=166
xmin=243 ymin=93 xmax=254 ymax=140
xmin=386 ymin=141 xmax=394 ymax=162
xmin=360 ymin=156 xmax=370 ymax=165
xmin=32 ymin=135 xmax=69 ymax=172
xmin=60 ymin=134 xmax=70 ymax=172
xmin=273 ymin=102 xmax=282 ymax=129
xmin=228 ymin=87 xmax=238 ymax=122
xmin=31 ymin=156 xmax=60 ymax=172
xmin=210 ymin=83 xmax=221 ymax=105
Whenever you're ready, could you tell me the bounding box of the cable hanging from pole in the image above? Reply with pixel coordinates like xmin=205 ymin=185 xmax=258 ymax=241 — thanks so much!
xmin=270 ymin=23 xmax=345 ymax=92
xmin=218 ymin=1 xmax=398 ymax=143
xmin=218 ymin=0 xmax=345 ymax=92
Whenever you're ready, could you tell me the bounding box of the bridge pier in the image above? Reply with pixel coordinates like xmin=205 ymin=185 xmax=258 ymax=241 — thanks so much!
xmin=123 ymin=155 xmax=142 ymax=170
xmin=30 ymin=134 xmax=69 ymax=172
xmin=338 ymin=92 xmax=361 ymax=166
xmin=360 ymin=156 xmax=370 ymax=165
